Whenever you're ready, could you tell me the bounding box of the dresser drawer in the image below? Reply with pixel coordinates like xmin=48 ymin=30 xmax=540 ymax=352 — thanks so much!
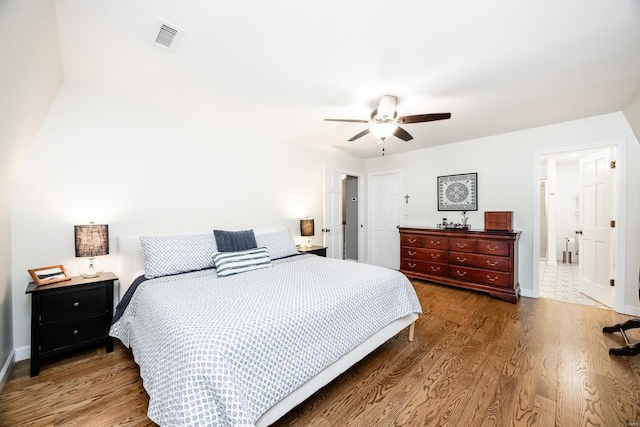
xmin=449 ymin=252 xmax=509 ymax=272
xmin=401 ymin=259 xmax=449 ymax=277
xmin=402 ymin=234 xmax=423 ymax=247
xmin=449 ymin=238 xmax=476 ymax=253
xmin=450 ymin=266 xmax=511 ymax=287
xmin=477 ymin=240 xmax=510 ymax=256
xmin=403 ymin=247 xmax=447 ymax=263
xmin=422 ymin=236 xmax=448 ymax=250
xmin=40 ymin=286 xmax=108 ymax=323
xmin=40 ymin=313 xmax=109 ymax=353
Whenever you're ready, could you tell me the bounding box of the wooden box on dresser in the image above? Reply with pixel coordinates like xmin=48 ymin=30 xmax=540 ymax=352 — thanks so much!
xmin=398 ymin=227 xmax=521 ymax=303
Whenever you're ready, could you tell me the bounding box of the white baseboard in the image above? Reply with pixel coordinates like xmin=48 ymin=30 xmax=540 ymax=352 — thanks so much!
xmin=520 ymin=288 xmax=535 ymax=298
xmin=624 ymin=304 xmax=640 ymax=317
xmin=14 ymin=345 xmax=29 ymax=362
xmin=0 ymin=350 xmax=15 ymax=393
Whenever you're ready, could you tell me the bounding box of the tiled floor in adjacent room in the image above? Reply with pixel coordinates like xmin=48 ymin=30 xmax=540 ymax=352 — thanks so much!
xmin=539 ymin=260 xmax=610 ymax=309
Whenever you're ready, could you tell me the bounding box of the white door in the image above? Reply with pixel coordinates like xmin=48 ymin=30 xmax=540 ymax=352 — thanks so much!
xmin=577 ymin=149 xmax=614 ymax=307
xmin=323 ymin=167 xmax=342 ymax=259
xmin=369 ymin=171 xmax=402 ymax=269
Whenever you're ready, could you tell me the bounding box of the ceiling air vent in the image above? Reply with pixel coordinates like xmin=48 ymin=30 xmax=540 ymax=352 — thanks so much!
xmin=150 ymin=19 xmax=185 ymax=52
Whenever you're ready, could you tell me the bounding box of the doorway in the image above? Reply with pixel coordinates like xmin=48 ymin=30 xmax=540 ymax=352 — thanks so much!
xmin=534 ymin=140 xmax=625 ymax=312
xmin=323 ymin=168 xmax=364 ymax=262
xmin=342 ymin=175 xmax=359 ymax=261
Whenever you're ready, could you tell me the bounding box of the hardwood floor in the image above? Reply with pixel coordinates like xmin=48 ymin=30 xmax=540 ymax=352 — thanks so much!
xmin=1 ymin=280 xmax=639 ymax=426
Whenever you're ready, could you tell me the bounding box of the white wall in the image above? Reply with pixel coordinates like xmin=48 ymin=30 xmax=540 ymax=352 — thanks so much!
xmin=10 ymin=82 xmax=365 ymax=357
xmin=365 ymin=112 xmax=640 ymax=314
xmin=0 ymin=0 xmax=63 ymax=386
xmin=623 ymin=84 xmax=640 ymax=142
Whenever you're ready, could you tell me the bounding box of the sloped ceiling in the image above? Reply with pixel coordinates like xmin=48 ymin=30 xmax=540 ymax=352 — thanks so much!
xmin=54 ymin=0 xmax=640 ymax=158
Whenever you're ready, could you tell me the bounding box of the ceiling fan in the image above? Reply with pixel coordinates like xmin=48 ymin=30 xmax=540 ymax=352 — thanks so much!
xmin=324 ymin=95 xmax=451 ymax=142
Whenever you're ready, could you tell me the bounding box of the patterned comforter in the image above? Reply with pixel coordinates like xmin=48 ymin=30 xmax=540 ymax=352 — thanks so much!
xmin=109 ymin=254 xmax=422 ymax=427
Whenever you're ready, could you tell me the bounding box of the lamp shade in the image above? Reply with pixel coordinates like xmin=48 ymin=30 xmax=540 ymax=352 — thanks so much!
xmin=74 ymin=223 xmax=109 ymax=257
xmin=370 ymin=122 xmax=398 ymax=139
xmin=300 ymin=218 xmax=315 ymax=237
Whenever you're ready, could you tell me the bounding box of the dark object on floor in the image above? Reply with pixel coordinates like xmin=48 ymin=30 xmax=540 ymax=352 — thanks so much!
xmin=603 ymin=319 xmax=640 ymax=356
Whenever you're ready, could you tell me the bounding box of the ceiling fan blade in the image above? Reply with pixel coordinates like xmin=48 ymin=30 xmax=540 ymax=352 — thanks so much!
xmin=398 ymin=113 xmax=451 ymax=124
xmin=348 ymin=128 xmax=371 ymax=141
xmin=324 ymin=118 xmax=369 ymax=123
xmin=393 ymin=126 xmax=413 ymax=141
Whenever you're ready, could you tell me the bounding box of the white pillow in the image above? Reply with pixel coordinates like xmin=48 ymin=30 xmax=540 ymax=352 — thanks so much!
xmin=255 ymin=229 xmax=299 ymax=260
xmin=212 ymin=247 xmax=272 ymax=277
xmin=140 ymin=233 xmax=218 ymax=278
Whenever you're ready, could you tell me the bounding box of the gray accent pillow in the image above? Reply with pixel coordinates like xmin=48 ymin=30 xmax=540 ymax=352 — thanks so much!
xmin=214 ymin=229 xmax=257 ymax=252
xmin=255 ymin=229 xmax=299 ymax=260
xmin=140 ymin=233 xmax=218 ymax=279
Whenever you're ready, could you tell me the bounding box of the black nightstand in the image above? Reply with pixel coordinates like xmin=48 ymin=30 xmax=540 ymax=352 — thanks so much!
xmin=25 ymin=272 xmax=117 ymax=377
xmin=298 ymin=245 xmax=327 ymax=257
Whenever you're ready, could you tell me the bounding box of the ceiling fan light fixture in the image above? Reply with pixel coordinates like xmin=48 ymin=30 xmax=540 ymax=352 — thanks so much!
xmin=370 ymin=122 xmax=398 ymax=139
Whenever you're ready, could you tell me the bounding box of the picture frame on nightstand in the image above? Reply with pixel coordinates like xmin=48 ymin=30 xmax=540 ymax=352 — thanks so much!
xmin=28 ymin=265 xmax=71 ymax=286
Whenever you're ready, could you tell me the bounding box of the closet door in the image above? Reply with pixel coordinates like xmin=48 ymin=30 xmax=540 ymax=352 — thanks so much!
xmin=368 ymin=171 xmax=402 ymax=269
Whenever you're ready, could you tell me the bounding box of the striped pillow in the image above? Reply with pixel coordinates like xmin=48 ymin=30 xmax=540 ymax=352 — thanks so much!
xmin=212 ymin=247 xmax=272 ymax=277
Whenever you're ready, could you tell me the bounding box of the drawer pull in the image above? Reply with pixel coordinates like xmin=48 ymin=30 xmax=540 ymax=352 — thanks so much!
xmin=487 ymin=275 xmax=498 ymax=282
xmin=486 ymin=260 xmax=499 ymax=266
xmin=408 ymin=238 xmax=417 ymax=244
xmin=408 ymin=263 xmax=416 ymax=268
xmin=73 ymin=329 xmax=79 ymax=335
xmin=456 ymin=257 xmax=467 ymax=262
xmin=456 ymin=271 xmax=467 ymax=277
xmin=408 ymin=250 xmax=416 ymax=256
xmin=431 ymin=254 xmax=440 ymax=259
xmin=456 ymin=243 xmax=467 ymax=248
xmin=431 ymin=266 xmax=440 ymax=272
xmin=429 ymin=240 xmax=440 ymax=245
xmin=486 ymin=245 xmax=498 ymax=251
xmin=73 ymin=302 xmax=80 ymax=308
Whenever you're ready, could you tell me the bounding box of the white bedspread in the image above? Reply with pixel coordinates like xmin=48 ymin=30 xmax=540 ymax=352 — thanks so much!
xmin=110 ymin=254 xmax=422 ymax=427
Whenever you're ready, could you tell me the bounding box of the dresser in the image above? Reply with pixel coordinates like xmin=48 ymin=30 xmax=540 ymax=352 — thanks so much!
xmin=25 ymin=272 xmax=117 ymax=376
xmin=398 ymin=227 xmax=521 ymax=303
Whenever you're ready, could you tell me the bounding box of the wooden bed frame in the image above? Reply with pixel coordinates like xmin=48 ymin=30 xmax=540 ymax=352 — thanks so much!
xmin=116 ymin=234 xmax=418 ymax=426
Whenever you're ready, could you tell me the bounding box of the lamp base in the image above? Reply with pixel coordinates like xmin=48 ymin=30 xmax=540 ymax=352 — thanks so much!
xmin=304 ymin=237 xmax=313 ymax=249
xmin=78 ymin=257 xmax=103 ymax=279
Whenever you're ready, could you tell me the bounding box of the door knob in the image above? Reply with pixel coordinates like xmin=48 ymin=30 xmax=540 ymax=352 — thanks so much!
xmin=575 ymin=230 xmax=583 ymax=234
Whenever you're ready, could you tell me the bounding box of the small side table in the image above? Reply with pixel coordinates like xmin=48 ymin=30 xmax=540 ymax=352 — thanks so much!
xmin=298 ymin=245 xmax=327 ymax=257
xmin=25 ymin=272 xmax=117 ymax=376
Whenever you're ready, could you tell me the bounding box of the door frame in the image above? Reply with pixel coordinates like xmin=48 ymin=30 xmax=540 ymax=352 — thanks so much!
xmin=324 ymin=168 xmax=365 ymax=262
xmin=532 ymin=138 xmax=626 ymax=313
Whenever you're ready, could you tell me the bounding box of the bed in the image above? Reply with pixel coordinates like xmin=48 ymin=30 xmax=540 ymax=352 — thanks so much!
xmin=110 ymin=228 xmax=422 ymax=427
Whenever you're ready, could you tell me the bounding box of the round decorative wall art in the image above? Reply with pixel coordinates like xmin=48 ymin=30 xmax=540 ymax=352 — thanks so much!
xmin=437 ymin=172 xmax=478 ymax=211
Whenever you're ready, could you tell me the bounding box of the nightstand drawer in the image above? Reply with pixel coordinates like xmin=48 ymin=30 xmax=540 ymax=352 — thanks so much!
xmin=40 ymin=286 xmax=107 ymax=323
xmin=40 ymin=313 xmax=109 ymax=353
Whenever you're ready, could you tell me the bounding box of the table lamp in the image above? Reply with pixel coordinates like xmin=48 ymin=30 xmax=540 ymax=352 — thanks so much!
xmin=74 ymin=223 xmax=109 ymax=278
xmin=300 ymin=218 xmax=314 ymax=249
